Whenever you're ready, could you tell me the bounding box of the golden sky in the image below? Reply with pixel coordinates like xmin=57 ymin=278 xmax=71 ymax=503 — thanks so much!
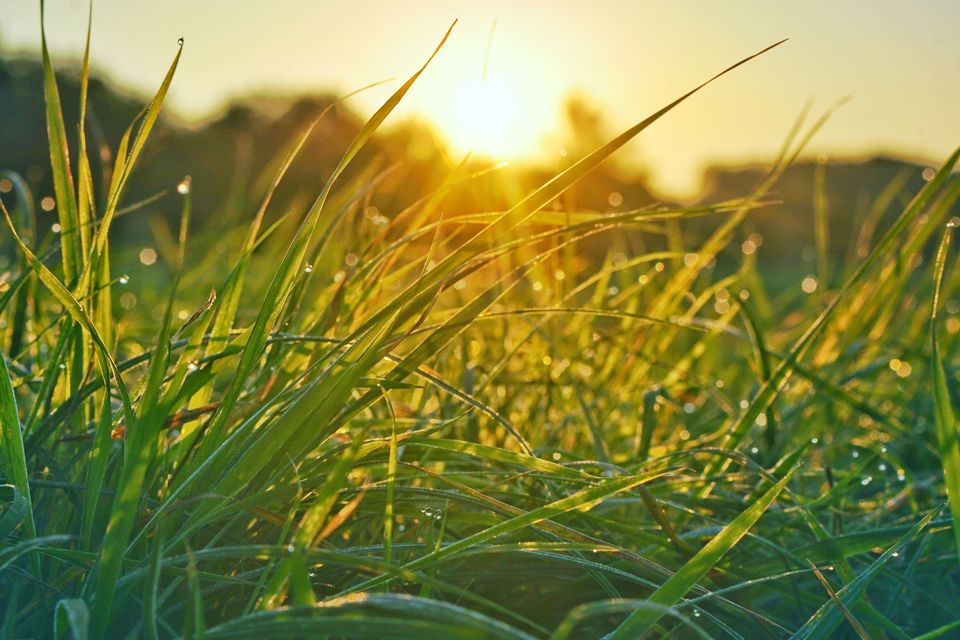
xmin=3 ymin=0 xmax=959 ymax=197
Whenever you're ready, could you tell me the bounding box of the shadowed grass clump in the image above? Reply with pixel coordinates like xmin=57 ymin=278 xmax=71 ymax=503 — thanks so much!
xmin=2 ymin=5 xmax=960 ymax=639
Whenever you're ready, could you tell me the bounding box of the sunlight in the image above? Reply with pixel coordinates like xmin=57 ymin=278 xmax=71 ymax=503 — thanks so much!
xmin=435 ymin=76 xmax=533 ymax=159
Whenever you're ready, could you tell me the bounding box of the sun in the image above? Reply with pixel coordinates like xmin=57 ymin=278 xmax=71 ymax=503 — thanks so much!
xmin=437 ymin=76 xmax=531 ymax=159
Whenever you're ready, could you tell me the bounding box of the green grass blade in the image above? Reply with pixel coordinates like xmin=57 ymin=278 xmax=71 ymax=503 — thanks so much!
xmin=344 ymin=468 xmax=667 ymax=594
xmin=81 ymin=41 xmax=183 ymax=295
xmin=88 ymin=215 xmax=184 ymax=638
xmin=608 ymin=464 xmax=798 ymax=638
xmin=54 ymin=599 xmax=89 ymax=640
xmin=205 ymin=595 xmax=536 ymax=640
xmin=39 ymin=0 xmax=81 ymax=285
xmin=930 ymin=222 xmax=960 ymax=558
xmin=79 ymin=384 xmax=112 ymax=549
xmin=75 ymin=0 xmax=94 ymax=261
xmin=790 ymin=508 xmax=939 ymax=639
xmin=0 ymin=345 xmax=35 ymax=539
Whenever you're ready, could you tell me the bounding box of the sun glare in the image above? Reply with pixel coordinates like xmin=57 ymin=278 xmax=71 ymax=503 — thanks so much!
xmin=435 ymin=76 xmax=535 ymax=159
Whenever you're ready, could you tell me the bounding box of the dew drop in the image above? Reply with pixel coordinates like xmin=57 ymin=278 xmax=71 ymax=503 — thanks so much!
xmin=947 ymin=216 xmax=960 ymax=228
xmin=187 ymin=361 xmax=199 ymax=372
xmin=58 ymin=363 xmax=66 ymax=370
xmin=303 ymin=264 xmax=313 ymax=274
xmin=810 ymin=437 xmax=819 ymax=445
xmin=421 ymin=507 xmax=434 ymax=518
xmin=176 ymin=176 xmax=191 ymax=195
xmin=119 ymin=275 xmax=130 ymax=285
xmin=177 ymin=37 xmax=185 ymax=46
xmin=860 ymin=476 xmax=873 ymax=486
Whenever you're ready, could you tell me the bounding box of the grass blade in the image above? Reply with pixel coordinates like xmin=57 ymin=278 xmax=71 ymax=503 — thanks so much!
xmin=0 ymin=345 xmax=35 ymax=540
xmin=608 ymin=464 xmax=799 ymax=638
xmin=39 ymin=0 xmax=80 ymax=285
xmin=930 ymin=222 xmax=960 ymax=558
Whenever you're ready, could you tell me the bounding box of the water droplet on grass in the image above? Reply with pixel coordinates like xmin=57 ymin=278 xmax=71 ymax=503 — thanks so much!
xmin=177 ymin=37 xmax=185 ymax=46
xmin=177 ymin=176 xmax=191 ymax=194
xmin=119 ymin=275 xmax=129 ymax=285
xmin=303 ymin=264 xmax=313 ymax=273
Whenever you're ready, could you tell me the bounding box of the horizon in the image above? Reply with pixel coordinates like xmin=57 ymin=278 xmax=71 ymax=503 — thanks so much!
xmin=2 ymin=1 xmax=959 ymax=197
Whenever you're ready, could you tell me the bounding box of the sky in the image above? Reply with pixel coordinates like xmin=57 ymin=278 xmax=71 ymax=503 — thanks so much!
xmin=2 ymin=0 xmax=959 ymax=197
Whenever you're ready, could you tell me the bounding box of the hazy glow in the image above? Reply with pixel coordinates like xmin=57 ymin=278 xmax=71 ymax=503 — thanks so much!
xmin=1 ymin=0 xmax=959 ymax=196
xmin=437 ymin=77 xmax=522 ymax=157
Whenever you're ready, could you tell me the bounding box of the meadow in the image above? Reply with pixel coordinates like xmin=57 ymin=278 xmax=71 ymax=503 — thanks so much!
xmin=2 ymin=8 xmax=960 ymax=640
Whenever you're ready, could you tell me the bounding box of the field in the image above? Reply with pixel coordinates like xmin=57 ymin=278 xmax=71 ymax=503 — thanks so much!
xmin=2 ymin=10 xmax=960 ymax=640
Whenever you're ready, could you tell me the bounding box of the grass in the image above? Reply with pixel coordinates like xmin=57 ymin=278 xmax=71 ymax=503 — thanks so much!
xmin=1 ymin=6 xmax=960 ymax=639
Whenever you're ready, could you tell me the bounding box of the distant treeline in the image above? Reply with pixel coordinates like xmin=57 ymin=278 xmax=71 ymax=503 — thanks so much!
xmin=0 ymin=54 xmax=943 ymax=275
